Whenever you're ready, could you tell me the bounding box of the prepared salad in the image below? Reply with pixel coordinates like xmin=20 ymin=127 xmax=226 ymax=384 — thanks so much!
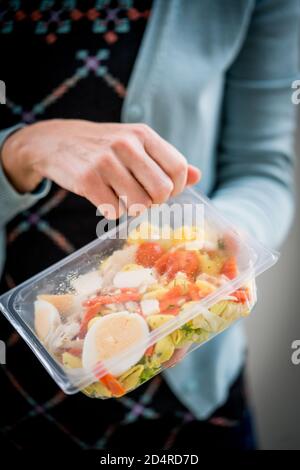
xmin=0 ymin=189 xmax=277 ymax=398
xmin=32 ymin=222 xmax=256 ymax=398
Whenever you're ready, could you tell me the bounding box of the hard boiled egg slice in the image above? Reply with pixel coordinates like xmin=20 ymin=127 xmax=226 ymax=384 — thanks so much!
xmin=37 ymin=294 xmax=78 ymax=317
xmin=71 ymin=271 xmax=103 ymax=297
xmin=113 ymin=268 xmax=156 ymax=289
xmin=82 ymin=311 xmax=149 ymax=377
xmin=34 ymin=299 xmax=61 ymax=342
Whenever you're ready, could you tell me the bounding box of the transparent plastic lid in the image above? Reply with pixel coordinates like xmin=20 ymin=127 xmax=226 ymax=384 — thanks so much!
xmin=0 ymin=189 xmax=278 ymax=395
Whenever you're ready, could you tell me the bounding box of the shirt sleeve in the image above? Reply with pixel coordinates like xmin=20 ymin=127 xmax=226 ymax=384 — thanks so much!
xmin=212 ymin=0 xmax=300 ymax=248
xmin=0 ymin=124 xmax=51 ymax=227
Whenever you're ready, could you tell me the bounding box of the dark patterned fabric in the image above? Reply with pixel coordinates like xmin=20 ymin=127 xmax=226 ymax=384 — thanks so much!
xmin=0 ymin=0 xmax=255 ymax=450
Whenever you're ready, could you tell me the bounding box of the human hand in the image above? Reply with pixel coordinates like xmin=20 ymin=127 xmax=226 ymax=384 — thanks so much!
xmin=1 ymin=119 xmax=201 ymax=218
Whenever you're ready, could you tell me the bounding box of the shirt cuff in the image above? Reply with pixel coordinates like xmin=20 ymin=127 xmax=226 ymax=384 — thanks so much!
xmin=0 ymin=124 xmax=51 ymax=225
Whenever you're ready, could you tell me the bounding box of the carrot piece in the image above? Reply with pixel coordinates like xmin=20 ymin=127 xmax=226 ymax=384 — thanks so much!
xmin=93 ymin=362 xmax=125 ymax=397
xmin=231 ymin=288 xmax=249 ymax=304
xmin=100 ymin=373 xmax=125 ymax=397
xmin=83 ymin=296 xmax=109 ymax=307
xmin=83 ymin=289 xmax=141 ymax=307
xmin=221 ymin=256 xmax=238 ymax=280
xmin=80 ymin=289 xmax=142 ymax=338
xmin=145 ymin=344 xmax=155 ymax=356
xmin=85 ymin=303 xmax=103 ymax=318
xmin=78 ymin=304 xmax=101 ymax=338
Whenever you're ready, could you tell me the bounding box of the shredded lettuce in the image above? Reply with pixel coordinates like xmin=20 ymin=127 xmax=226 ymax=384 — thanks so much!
xmin=140 ymin=366 xmax=159 ymax=384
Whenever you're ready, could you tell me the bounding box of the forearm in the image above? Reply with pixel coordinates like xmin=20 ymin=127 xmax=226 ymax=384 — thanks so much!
xmin=212 ymin=0 xmax=299 ymax=249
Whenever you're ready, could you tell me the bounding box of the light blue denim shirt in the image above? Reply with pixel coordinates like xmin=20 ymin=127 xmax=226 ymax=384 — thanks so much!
xmin=0 ymin=0 xmax=299 ymax=418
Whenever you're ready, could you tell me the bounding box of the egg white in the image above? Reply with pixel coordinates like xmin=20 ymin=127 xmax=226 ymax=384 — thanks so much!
xmin=82 ymin=311 xmax=149 ymax=377
xmin=34 ymin=299 xmax=61 ymax=342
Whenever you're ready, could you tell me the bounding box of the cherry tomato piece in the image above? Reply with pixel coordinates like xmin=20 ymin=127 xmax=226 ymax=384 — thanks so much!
xmin=135 ymin=242 xmax=165 ymax=267
xmin=155 ymin=250 xmax=199 ymax=280
xmin=221 ymin=256 xmax=238 ymax=280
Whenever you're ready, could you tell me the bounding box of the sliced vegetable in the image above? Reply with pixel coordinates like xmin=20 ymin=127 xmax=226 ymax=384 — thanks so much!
xmin=154 ymin=252 xmax=171 ymax=276
xmin=221 ymin=256 xmax=238 ymax=280
xmin=145 ymin=344 xmax=155 ymax=356
xmin=162 ymin=285 xmax=185 ymax=299
xmin=83 ymin=289 xmax=141 ymax=307
xmin=159 ymin=284 xmax=187 ymax=311
xmin=160 ymin=306 xmax=180 ymax=316
xmin=140 ymin=365 xmax=159 ymax=383
xmin=231 ymin=288 xmax=249 ymax=304
xmin=79 ymin=306 xmax=100 ymax=339
xmin=155 ymin=250 xmax=199 ymax=280
xmin=188 ymin=283 xmax=202 ymax=301
xmin=99 ymin=373 xmax=126 ymax=397
xmin=135 ymin=242 xmax=165 ymax=267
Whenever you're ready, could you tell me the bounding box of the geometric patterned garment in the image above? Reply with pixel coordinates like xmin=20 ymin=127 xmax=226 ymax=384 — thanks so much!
xmin=0 ymin=0 xmax=254 ymax=450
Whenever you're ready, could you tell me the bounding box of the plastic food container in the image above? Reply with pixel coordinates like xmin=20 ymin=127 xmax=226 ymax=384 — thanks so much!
xmin=0 ymin=189 xmax=278 ymax=399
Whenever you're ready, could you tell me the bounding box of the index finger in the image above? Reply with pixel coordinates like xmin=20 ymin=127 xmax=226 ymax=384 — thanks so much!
xmin=133 ymin=124 xmax=188 ymax=197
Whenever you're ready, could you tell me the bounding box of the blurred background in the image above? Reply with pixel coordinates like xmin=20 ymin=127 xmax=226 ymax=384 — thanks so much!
xmin=245 ymin=109 xmax=300 ymax=450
